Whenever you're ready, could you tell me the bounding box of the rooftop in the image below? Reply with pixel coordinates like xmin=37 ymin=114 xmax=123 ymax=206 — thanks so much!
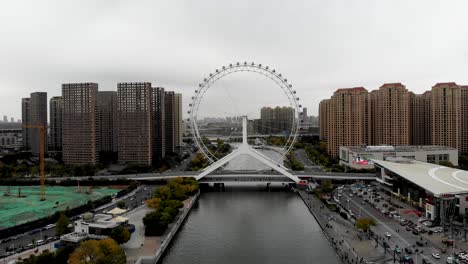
xmin=373 ymin=159 xmax=468 ymax=196
xmin=344 ymin=145 xmax=457 ymax=153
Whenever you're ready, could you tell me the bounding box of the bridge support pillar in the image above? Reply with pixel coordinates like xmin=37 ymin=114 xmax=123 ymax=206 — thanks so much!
xmin=266 ymin=182 xmax=271 ymax=192
xmin=213 ymin=183 xmax=225 ymax=192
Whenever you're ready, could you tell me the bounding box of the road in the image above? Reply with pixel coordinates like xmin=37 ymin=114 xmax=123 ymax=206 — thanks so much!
xmin=338 ymin=187 xmax=447 ymax=263
xmin=0 ymin=185 xmax=158 ymax=257
xmin=294 ymin=149 xmax=324 ymax=173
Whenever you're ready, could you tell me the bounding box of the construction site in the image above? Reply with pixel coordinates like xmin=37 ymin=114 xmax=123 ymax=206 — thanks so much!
xmin=0 ymin=185 xmax=118 ymax=229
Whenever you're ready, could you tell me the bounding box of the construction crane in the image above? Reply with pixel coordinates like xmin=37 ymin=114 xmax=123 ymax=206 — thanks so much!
xmin=23 ymin=124 xmax=46 ymax=201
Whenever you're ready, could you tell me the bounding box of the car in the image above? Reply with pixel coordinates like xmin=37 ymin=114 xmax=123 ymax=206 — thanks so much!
xmin=416 ymin=241 xmax=424 ymax=246
xmin=385 ymin=232 xmax=391 ymax=238
xmin=405 ymin=248 xmax=413 ymax=254
xmin=349 ymin=194 xmax=354 ymax=197
xmin=36 ymin=239 xmax=45 ymax=246
xmin=423 ymin=221 xmax=433 ymax=227
xmin=394 ymin=214 xmax=401 ymax=219
xmin=27 ymin=243 xmax=34 ymax=249
xmin=412 ymin=230 xmax=419 ymax=235
xmin=432 ymin=253 xmax=440 ymax=259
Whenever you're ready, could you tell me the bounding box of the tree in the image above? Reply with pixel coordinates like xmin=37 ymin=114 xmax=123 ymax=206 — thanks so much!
xmin=116 ymin=201 xmax=126 ymax=209
xmin=143 ymin=211 xmax=168 ymax=236
xmin=110 ymin=226 xmax=131 ymax=244
xmin=145 ymin=197 xmax=162 ymax=209
xmin=439 ymin=161 xmax=455 ymax=168
xmin=68 ymin=238 xmax=125 ymax=264
xmin=321 ymin=180 xmax=333 ymax=193
xmin=355 ymin=218 xmax=376 ymax=232
xmin=56 ymin=213 xmax=70 ymax=236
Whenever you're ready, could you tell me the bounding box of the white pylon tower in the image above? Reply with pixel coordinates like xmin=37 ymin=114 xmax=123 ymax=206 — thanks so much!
xmin=195 ymin=116 xmax=300 ymax=183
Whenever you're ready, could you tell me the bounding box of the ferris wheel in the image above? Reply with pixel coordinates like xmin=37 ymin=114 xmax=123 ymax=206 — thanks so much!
xmin=187 ymin=62 xmax=303 ymax=165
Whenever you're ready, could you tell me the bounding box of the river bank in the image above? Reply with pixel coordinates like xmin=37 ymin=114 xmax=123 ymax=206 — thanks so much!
xmin=127 ymin=190 xmax=200 ymax=264
xmin=297 ymin=190 xmax=387 ymax=264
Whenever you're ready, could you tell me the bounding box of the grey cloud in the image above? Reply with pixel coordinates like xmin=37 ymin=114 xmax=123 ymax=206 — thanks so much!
xmin=1 ymin=0 xmax=468 ymax=119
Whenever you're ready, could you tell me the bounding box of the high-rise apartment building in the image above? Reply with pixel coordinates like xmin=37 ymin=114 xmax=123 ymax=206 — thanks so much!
xmin=320 ymin=81 xmax=468 ymax=157
xmin=325 ymin=88 xmax=368 ymax=157
xmin=21 ymin=92 xmax=47 ymax=155
xmin=3 ymin=116 xmax=7 ymax=122
xmin=174 ymin=93 xmax=183 ymax=153
xmin=374 ymin=83 xmax=409 ymax=146
xmin=117 ymin=83 xmax=153 ymax=165
xmin=409 ymin=91 xmax=432 ymax=145
xmin=152 ymin=87 xmax=165 ymax=161
xmin=461 ymin=86 xmax=468 ymax=153
xmin=255 ymin=106 xmax=295 ymax=134
xmin=97 ymin=91 xmax=118 ymax=155
xmin=62 ymin=83 xmax=98 ymax=165
xmin=21 ymin=98 xmax=31 ymax=149
xmin=319 ymin=100 xmax=330 ymax=140
xmin=431 ymin=83 xmax=461 ymax=151
xmin=164 ymin=91 xmax=176 ymax=154
xmin=49 ymin=96 xmax=63 ymax=153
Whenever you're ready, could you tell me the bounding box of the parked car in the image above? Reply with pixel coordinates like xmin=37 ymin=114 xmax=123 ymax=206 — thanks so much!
xmin=385 ymin=232 xmax=392 ymax=238
xmin=432 ymin=253 xmax=440 ymax=259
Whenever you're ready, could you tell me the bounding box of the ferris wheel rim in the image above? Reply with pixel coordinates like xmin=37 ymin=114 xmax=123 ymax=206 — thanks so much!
xmin=187 ymin=62 xmax=302 ymax=164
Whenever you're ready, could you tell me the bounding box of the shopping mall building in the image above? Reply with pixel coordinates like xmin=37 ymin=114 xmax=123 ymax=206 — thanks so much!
xmin=373 ymin=158 xmax=468 ymax=225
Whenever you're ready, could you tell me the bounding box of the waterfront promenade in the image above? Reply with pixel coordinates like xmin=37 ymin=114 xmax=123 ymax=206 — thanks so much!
xmin=125 ymin=192 xmax=199 ymax=264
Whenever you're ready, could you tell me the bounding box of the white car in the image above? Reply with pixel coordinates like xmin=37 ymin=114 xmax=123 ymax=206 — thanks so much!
xmin=432 ymin=253 xmax=440 ymax=259
xmin=384 ymin=232 xmax=391 ymax=238
xmin=349 ymin=194 xmax=354 ymax=197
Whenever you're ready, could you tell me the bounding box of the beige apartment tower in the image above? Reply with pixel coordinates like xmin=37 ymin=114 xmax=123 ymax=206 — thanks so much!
xmin=409 ymin=91 xmax=432 ymax=146
xmin=374 ymin=83 xmax=409 ymax=146
xmin=319 ymin=99 xmax=330 ymax=141
xmin=325 ymin=87 xmax=368 ymax=157
xmin=461 ymin=86 xmax=468 ymax=153
xmin=431 ymin=83 xmax=461 ymax=151
xmin=62 ymin=83 xmax=98 ymax=165
xmin=117 ymin=83 xmax=153 ymax=165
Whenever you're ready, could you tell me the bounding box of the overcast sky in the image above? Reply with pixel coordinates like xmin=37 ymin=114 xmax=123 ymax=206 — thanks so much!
xmin=1 ymin=0 xmax=468 ymax=120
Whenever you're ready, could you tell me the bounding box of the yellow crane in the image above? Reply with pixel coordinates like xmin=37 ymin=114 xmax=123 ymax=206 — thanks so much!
xmin=23 ymin=124 xmax=46 ymax=201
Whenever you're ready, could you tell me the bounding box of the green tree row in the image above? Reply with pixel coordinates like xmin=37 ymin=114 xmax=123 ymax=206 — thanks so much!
xmin=284 ymin=151 xmax=304 ymax=171
xmin=143 ymin=177 xmax=199 ymax=236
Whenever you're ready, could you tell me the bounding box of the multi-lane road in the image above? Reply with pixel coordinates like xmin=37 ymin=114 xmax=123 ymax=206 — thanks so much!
xmin=338 ymin=186 xmax=448 ymax=263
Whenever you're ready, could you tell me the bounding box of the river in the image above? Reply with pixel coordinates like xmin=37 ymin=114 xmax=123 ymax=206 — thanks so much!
xmin=160 ymin=186 xmax=341 ymax=264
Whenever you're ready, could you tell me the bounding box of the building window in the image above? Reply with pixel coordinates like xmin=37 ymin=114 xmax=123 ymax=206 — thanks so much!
xmin=427 ymin=155 xmax=436 ymax=164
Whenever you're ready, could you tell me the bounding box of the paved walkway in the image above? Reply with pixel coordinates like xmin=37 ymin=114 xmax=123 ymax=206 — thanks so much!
xmin=124 ymin=196 xmax=194 ymax=264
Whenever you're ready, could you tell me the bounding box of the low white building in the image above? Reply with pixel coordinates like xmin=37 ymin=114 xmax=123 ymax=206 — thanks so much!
xmin=339 ymin=145 xmax=458 ymax=170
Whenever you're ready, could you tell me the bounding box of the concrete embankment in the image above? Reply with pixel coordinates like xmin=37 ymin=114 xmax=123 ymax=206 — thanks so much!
xmin=135 ymin=191 xmax=200 ymax=264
